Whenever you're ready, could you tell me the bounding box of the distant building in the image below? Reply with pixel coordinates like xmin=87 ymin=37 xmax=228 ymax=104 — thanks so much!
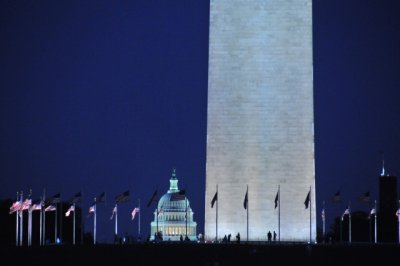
xmin=378 ymin=173 xmax=398 ymax=243
xmin=150 ymin=169 xmax=197 ymax=241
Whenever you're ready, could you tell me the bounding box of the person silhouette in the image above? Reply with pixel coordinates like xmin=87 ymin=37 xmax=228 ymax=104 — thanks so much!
xmin=273 ymin=231 xmax=277 ymax=241
xmin=236 ymin=232 xmax=240 ymax=244
xmin=267 ymin=231 xmax=272 ymax=242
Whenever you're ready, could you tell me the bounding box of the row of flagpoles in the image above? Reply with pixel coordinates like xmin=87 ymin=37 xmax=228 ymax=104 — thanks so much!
xmin=210 ymin=185 xmax=313 ymax=243
xmin=10 ymin=187 xmax=400 ymax=245
xmin=209 ymin=187 xmax=400 ymax=244
xmin=321 ymin=191 xmax=400 ymax=244
xmin=9 ymin=190 xmax=145 ymax=246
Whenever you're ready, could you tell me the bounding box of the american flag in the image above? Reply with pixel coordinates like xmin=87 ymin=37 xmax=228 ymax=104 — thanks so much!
xmin=30 ymin=202 xmax=42 ymax=211
xmin=341 ymin=207 xmax=350 ymax=221
xmin=89 ymin=204 xmax=95 ymax=213
xmin=9 ymin=201 xmax=21 ymax=214
xmin=359 ymin=191 xmax=370 ymax=203
xmin=115 ymin=191 xmax=130 ymax=204
xmin=369 ymin=207 xmax=376 ymax=219
xmin=131 ymin=207 xmax=140 ymax=220
xmin=331 ymin=191 xmax=341 ymax=203
xmin=45 ymin=205 xmax=56 ymax=212
xmin=21 ymin=199 xmax=32 ymax=211
xmin=65 ymin=205 xmax=75 ymax=217
xmin=321 ymin=208 xmax=325 ymax=222
xmin=71 ymin=192 xmax=82 ymax=204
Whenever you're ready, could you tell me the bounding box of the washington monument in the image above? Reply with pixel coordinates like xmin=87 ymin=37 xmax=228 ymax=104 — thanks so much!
xmin=205 ymin=0 xmax=316 ymax=241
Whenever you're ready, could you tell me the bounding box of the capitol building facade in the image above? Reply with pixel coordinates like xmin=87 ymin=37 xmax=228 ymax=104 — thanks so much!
xmin=150 ymin=169 xmax=197 ymax=241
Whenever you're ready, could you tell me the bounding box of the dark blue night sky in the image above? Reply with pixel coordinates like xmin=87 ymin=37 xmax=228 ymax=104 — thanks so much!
xmin=1 ymin=0 xmax=400 ymax=242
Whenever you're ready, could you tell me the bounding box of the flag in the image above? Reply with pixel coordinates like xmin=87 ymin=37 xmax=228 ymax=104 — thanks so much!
xmin=89 ymin=204 xmax=95 ymax=213
xmin=243 ymin=189 xmax=248 ymax=210
xmin=21 ymin=198 xmax=32 ymax=211
xmin=30 ymin=201 xmax=42 ymax=211
xmin=110 ymin=205 xmax=117 ymax=220
xmin=274 ymin=190 xmax=279 ymax=209
xmin=48 ymin=193 xmax=61 ymax=204
xmin=45 ymin=205 xmax=56 ymax=212
xmin=358 ymin=191 xmax=370 ymax=203
xmin=341 ymin=207 xmax=350 ymax=221
xmin=71 ymin=192 xmax=82 ymax=204
xmin=211 ymin=191 xmax=218 ymax=208
xmin=321 ymin=208 xmax=325 ymax=222
xmin=9 ymin=200 xmax=22 ymax=214
xmin=131 ymin=207 xmax=140 ymax=220
xmin=304 ymin=191 xmax=310 ymax=209
xmin=331 ymin=191 xmax=341 ymax=203
xmin=97 ymin=192 xmax=106 ymax=203
xmin=369 ymin=207 xmax=376 ymax=219
xmin=65 ymin=205 xmax=75 ymax=217
xmin=147 ymin=189 xmax=158 ymax=207
xmin=87 ymin=204 xmax=95 ymax=218
xmin=157 ymin=207 xmax=163 ymax=217
xmin=115 ymin=191 xmax=130 ymax=203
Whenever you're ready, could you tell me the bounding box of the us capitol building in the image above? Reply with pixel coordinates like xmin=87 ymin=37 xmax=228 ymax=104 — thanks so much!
xmin=150 ymin=169 xmax=197 ymax=241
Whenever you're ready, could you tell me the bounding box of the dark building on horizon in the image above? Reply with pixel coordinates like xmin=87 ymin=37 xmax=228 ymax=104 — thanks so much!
xmin=378 ymin=172 xmax=398 ymax=243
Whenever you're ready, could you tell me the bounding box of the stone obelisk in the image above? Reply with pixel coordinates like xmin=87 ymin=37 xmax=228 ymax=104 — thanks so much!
xmin=205 ymin=0 xmax=316 ymax=242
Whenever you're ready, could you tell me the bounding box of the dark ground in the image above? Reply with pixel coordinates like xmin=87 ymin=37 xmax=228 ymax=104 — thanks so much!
xmin=1 ymin=242 xmax=400 ymax=266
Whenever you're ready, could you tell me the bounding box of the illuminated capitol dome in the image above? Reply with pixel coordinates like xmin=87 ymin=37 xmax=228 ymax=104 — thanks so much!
xmin=150 ymin=169 xmax=197 ymax=241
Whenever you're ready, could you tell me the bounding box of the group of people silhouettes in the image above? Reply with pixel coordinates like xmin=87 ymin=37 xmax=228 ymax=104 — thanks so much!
xmin=267 ymin=231 xmax=277 ymax=242
xmin=221 ymin=233 xmax=241 ymax=244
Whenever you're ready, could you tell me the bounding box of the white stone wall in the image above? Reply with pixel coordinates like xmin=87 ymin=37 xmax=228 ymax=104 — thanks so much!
xmin=205 ymin=0 xmax=316 ymax=242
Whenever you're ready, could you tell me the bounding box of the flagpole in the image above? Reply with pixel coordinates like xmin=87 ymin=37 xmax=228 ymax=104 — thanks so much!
xmin=398 ymin=200 xmax=400 ymax=244
xmin=348 ymin=201 xmax=352 ymax=243
xmin=27 ymin=192 xmax=30 ymax=246
xmin=60 ymin=202 xmax=63 ymax=243
xmin=309 ymin=186 xmax=312 ymax=244
xmin=216 ymin=184 xmax=218 ymax=242
xmin=73 ymin=203 xmax=76 ymax=245
xmin=15 ymin=192 xmax=19 ymax=247
xmin=39 ymin=197 xmax=42 ymax=246
xmin=93 ymin=198 xmax=96 ymax=245
xmin=247 ymin=185 xmax=249 ymax=242
xmin=138 ymin=198 xmax=141 ymax=236
xmin=55 ymin=203 xmax=57 ymax=244
xmin=43 ymin=210 xmax=46 ymax=246
xmin=42 ymin=189 xmax=46 ymax=246
xmin=374 ymin=200 xmax=377 ymax=244
xmin=278 ymin=185 xmax=280 ymax=242
xmin=20 ymin=191 xmax=23 ymax=246
xmin=115 ymin=203 xmax=118 ymax=241
xmin=322 ymin=201 xmax=325 ymax=243
xmin=28 ymin=209 xmax=32 ymax=246
xmin=29 ymin=189 xmax=32 ymax=247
